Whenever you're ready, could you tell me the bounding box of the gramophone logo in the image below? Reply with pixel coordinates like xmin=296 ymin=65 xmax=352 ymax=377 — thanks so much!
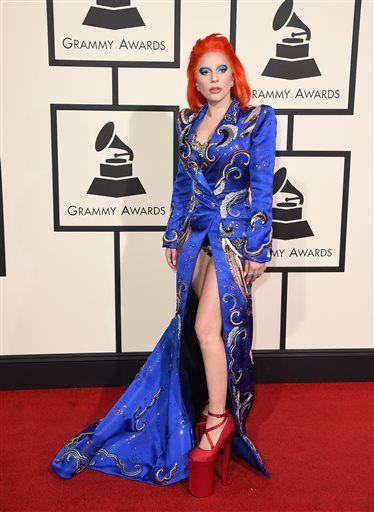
xmin=272 ymin=167 xmax=314 ymax=240
xmin=262 ymin=0 xmax=321 ymax=80
xmin=82 ymin=0 xmax=145 ymax=30
xmin=87 ymin=121 xmax=146 ymax=198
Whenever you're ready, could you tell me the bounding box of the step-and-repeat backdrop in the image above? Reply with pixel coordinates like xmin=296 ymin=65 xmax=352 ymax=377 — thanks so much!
xmin=1 ymin=0 xmax=372 ymax=355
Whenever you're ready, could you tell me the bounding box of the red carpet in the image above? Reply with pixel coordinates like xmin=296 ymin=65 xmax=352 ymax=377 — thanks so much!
xmin=1 ymin=382 xmax=373 ymax=512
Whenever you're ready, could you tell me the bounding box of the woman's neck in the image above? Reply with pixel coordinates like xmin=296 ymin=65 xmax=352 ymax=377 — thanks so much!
xmin=205 ymin=94 xmax=232 ymax=120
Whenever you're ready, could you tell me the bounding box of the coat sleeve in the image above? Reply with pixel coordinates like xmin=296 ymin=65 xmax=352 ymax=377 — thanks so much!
xmin=162 ymin=111 xmax=192 ymax=249
xmin=243 ymin=104 xmax=277 ymax=263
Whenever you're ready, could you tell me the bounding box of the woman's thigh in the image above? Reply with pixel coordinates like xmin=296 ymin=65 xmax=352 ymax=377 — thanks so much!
xmin=194 ymin=256 xmax=222 ymax=339
xmin=191 ymin=248 xmax=211 ymax=300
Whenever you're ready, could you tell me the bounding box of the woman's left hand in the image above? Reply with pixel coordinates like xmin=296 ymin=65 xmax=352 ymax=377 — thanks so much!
xmin=243 ymin=260 xmax=266 ymax=284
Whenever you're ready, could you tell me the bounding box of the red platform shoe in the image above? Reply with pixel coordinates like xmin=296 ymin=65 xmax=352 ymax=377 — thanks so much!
xmin=188 ymin=410 xmax=236 ymax=498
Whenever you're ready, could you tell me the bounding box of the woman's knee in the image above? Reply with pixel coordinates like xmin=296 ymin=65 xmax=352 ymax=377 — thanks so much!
xmin=195 ymin=318 xmax=215 ymax=340
xmin=194 ymin=295 xmax=222 ymax=347
xmin=194 ymin=320 xmax=221 ymax=350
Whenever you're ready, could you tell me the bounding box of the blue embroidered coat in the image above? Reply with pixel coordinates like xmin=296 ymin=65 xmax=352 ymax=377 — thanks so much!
xmin=50 ymin=96 xmax=277 ymax=486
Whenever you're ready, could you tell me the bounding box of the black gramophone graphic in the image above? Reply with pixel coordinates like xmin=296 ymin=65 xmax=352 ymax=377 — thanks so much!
xmin=272 ymin=167 xmax=314 ymax=240
xmin=262 ymin=0 xmax=321 ymax=80
xmin=87 ymin=121 xmax=146 ymax=198
xmin=82 ymin=0 xmax=145 ymax=30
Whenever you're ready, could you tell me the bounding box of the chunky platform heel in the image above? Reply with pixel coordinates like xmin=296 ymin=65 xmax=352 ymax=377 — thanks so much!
xmin=188 ymin=409 xmax=235 ymax=497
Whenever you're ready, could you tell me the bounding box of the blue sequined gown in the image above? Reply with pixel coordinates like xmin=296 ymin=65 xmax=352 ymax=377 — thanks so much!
xmin=50 ymin=96 xmax=277 ymax=486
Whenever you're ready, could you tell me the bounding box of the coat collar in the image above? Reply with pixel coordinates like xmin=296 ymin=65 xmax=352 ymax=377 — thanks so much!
xmin=182 ymin=95 xmax=241 ymax=197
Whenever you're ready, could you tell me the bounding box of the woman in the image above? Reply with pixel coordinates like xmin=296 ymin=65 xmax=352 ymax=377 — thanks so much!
xmin=50 ymin=33 xmax=277 ymax=498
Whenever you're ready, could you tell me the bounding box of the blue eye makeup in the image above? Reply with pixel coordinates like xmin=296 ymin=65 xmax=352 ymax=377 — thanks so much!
xmin=198 ymin=67 xmax=210 ymax=75
xmin=198 ymin=64 xmax=228 ymax=75
xmin=217 ymin=64 xmax=228 ymax=73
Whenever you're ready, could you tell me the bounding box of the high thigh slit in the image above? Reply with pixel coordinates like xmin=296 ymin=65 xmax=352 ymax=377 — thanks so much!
xmin=179 ymin=232 xmax=231 ymax=432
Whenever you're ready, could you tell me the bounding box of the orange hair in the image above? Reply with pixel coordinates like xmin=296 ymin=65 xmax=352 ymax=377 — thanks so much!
xmin=186 ymin=33 xmax=251 ymax=112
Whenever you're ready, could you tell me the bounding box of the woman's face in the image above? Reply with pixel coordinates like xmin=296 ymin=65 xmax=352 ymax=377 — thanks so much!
xmin=195 ymin=51 xmax=234 ymax=103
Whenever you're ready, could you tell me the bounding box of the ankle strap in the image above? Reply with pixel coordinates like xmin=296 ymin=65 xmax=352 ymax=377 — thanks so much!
xmin=207 ymin=410 xmax=228 ymax=418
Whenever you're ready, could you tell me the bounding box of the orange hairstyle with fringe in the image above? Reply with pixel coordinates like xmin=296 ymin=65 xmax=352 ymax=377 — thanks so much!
xmin=186 ymin=33 xmax=251 ymax=112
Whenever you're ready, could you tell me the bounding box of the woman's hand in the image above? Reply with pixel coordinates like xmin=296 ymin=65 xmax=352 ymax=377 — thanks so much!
xmin=243 ymin=259 xmax=266 ymax=284
xmin=165 ymin=248 xmax=178 ymax=270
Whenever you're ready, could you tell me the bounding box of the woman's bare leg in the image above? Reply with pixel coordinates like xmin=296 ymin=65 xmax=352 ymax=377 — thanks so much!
xmin=191 ymin=248 xmax=211 ymax=300
xmin=190 ymin=248 xmax=212 ymax=417
xmin=194 ymin=256 xmax=228 ymax=449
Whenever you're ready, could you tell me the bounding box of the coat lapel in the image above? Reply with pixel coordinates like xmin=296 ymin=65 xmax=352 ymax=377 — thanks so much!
xmin=182 ymin=95 xmax=241 ymax=197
